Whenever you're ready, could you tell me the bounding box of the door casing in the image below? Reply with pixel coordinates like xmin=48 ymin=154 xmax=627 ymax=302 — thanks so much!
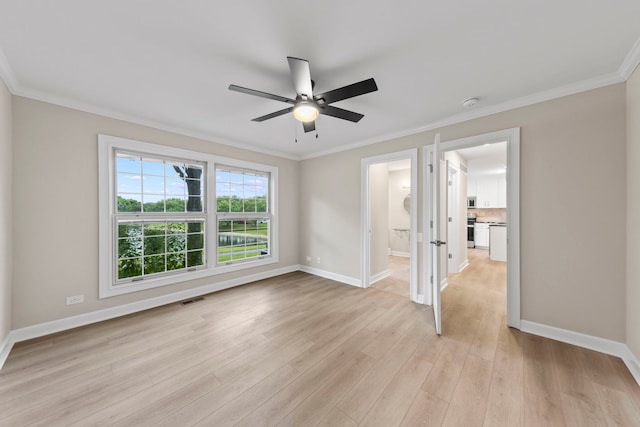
xmin=424 ymin=127 xmax=521 ymax=329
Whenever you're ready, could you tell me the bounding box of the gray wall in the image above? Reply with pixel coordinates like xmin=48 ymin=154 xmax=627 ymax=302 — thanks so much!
xmin=627 ymin=66 xmax=640 ymax=360
xmin=0 ymin=79 xmax=11 ymax=345
xmin=11 ymin=97 xmax=300 ymax=328
xmin=299 ymin=83 xmax=627 ymax=342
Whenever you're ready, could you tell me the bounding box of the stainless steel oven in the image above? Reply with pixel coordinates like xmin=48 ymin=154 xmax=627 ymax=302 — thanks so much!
xmin=467 ymin=214 xmax=476 ymax=248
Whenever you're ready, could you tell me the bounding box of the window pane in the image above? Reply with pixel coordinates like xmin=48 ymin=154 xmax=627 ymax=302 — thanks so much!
xmin=118 ymin=237 xmax=142 ymax=258
xmin=118 ymin=223 xmax=142 ymax=238
xmin=116 ymin=156 xmax=141 ymax=174
xmin=216 ymin=196 xmax=230 ymax=213
xmin=144 ymin=222 xmax=165 ymax=235
xmin=187 ymin=250 xmax=205 ymax=267
xmin=143 ymin=194 xmax=165 ymax=212
xmin=185 ymin=178 xmax=202 ymax=195
xmin=144 ymin=236 xmax=165 ymax=255
xmin=118 ymin=258 xmax=142 ymax=280
xmin=144 ymin=255 xmax=166 ymax=275
xmin=230 ymin=172 xmax=244 ymax=185
xmin=167 ymin=253 xmax=185 ymax=271
xmin=142 ymin=160 xmax=164 ymax=176
xmin=165 ymin=177 xmax=185 ymax=195
xmin=117 ymin=173 xmax=142 ymax=194
xmin=166 ymin=197 xmax=186 ymax=212
xmin=243 ymin=198 xmax=256 ymax=213
xmin=230 ymin=197 xmax=243 ymax=212
xmin=143 ymin=175 xmax=164 ymax=194
xmin=167 ymin=233 xmax=186 ymax=253
xmin=187 ymin=196 xmax=204 ymax=212
xmin=167 ymin=222 xmax=186 ymax=234
xmin=165 ymin=163 xmax=184 ymax=179
xmin=256 ymin=195 xmax=267 ymax=213
xmin=117 ymin=195 xmax=142 ymax=212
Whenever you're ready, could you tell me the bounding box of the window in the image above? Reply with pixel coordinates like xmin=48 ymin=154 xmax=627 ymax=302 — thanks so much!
xmin=215 ymin=167 xmax=271 ymax=265
xmin=115 ymin=153 xmax=206 ymax=282
xmin=99 ymin=135 xmax=278 ymax=298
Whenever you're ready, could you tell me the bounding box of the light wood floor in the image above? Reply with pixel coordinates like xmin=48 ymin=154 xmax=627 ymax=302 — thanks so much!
xmin=370 ymin=255 xmax=410 ymax=298
xmin=1 ymin=250 xmax=639 ymax=426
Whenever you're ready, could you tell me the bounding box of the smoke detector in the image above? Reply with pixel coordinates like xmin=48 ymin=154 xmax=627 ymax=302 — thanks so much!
xmin=462 ymin=97 xmax=479 ymax=108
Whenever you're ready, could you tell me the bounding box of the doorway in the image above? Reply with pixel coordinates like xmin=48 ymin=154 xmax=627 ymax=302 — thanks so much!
xmin=424 ymin=128 xmax=520 ymax=332
xmin=361 ymin=149 xmax=419 ymax=302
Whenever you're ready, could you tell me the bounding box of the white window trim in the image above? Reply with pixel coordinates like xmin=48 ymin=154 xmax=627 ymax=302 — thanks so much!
xmin=98 ymin=134 xmax=279 ymax=298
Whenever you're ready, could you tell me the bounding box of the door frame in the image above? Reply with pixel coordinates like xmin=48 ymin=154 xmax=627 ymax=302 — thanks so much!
xmin=361 ymin=148 xmax=419 ymax=303
xmin=423 ymin=127 xmax=521 ymax=328
xmin=446 ymin=162 xmax=460 ymax=283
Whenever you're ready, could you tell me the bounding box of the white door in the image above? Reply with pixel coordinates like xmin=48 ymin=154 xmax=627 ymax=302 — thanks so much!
xmin=429 ymin=133 xmax=447 ymax=335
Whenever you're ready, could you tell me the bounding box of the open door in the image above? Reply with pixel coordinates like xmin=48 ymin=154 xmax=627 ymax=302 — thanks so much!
xmin=429 ymin=133 xmax=447 ymax=335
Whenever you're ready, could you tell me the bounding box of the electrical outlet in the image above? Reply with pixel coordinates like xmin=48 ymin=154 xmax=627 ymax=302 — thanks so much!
xmin=306 ymin=255 xmax=311 ymax=262
xmin=316 ymin=257 xmax=321 ymax=264
xmin=66 ymin=295 xmax=84 ymax=305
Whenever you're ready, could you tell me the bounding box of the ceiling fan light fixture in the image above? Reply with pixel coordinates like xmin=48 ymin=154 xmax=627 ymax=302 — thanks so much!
xmin=293 ymin=102 xmax=319 ymax=122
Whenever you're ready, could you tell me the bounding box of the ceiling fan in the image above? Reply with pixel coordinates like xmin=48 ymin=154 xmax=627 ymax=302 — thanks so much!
xmin=229 ymin=57 xmax=378 ymax=133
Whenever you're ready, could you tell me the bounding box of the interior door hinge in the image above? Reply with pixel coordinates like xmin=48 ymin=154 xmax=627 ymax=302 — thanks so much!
xmin=448 ymin=253 xmax=453 ymax=259
xmin=430 ymin=275 xmax=433 ymax=284
xmin=428 ymin=164 xmax=433 ymax=173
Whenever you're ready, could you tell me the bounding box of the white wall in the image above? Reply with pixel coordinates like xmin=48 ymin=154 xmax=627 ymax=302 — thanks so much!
xmin=299 ymin=83 xmax=627 ymax=342
xmin=11 ymin=97 xmax=300 ymax=329
xmin=0 ymin=79 xmax=12 ymax=346
xmin=388 ymin=169 xmax=410 ymax=255
xmin=627 ymin=65 xmax=640 ymax=361
xmin=369 ymin=163 xmax=389 ymax=277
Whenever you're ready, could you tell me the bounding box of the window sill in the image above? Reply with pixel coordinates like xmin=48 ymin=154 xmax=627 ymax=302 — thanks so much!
xmin=99 ymin=255 xmax=279 ymax=298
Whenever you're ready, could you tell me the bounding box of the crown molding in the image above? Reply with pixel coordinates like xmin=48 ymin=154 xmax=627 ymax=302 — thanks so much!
xmin=13 ymin=85 xmax=300 ymax=161
xmin=300 ymin=72 xmax=625 ymax=160
xmin=619 ymin=35 xmax=640 ymax=80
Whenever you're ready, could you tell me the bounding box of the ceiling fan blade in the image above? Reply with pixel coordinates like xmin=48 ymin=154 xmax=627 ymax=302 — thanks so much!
xmin=251 ymin=107 xmax=294 ymax=122
xmin=287 ymin=57 xmax=313 ymax=98
xmin=314 ymin=78 xmax=378 ymax=105
xmin=302 ymin=121 xmax=316 ymax=133
xmin=320 ymin=105 xmax=364 ymax=122
xmin=229 ymin=84 xmax=295 ymax=104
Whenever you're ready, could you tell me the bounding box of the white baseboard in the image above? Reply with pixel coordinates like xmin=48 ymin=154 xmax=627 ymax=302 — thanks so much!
xmin=0 ymin=331 xmax=15 ymax=371
xmin=458 ymin=259 xmax=469 ymax=273
xmin=390 ymin=251 xmax=410 ymax=258
xmin=298 ymin=265 xmax=362 ymax=288
xmin=440 ymin=277 xmax=449 ymax=292
xmin=370 ymin=270 xmax=391 ymax=285
xmin=521 ymin=320 xmax=640 ymax=386
xmin=415 ymin=294 xmax=425 ymax=304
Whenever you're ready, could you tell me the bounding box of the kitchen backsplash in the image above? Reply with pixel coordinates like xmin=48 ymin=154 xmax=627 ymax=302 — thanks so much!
xmin=468 ymin=208 xmax=507 ymax=223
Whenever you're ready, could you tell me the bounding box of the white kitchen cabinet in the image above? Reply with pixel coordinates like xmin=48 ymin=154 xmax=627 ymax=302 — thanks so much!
xmin=475 ymin=222 xmax=489 ymax=248
xmin=475 ymin=175 xmax=506 ymax=208
xmin=490 ymin=225 xmax=507 ymax=261
xmin=467 ymin=175 xmax=477 ymax=197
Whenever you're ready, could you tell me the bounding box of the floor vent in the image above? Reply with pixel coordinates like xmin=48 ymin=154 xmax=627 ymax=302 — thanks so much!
xmin=180 ymin=296 xmax=205 ymax=305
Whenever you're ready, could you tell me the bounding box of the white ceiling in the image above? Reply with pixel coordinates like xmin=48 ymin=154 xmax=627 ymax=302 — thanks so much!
xmin=0 ymin=1 xmax=639 ymax=160
xmin=457 ymin=142 xmax=506 ymax=176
